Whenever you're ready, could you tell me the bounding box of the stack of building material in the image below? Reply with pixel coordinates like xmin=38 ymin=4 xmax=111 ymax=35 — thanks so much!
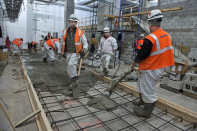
xmin=182 ymin=73 xmax=197 ymax=99
xmin=188 ymin=47 xmax=197 ymax=62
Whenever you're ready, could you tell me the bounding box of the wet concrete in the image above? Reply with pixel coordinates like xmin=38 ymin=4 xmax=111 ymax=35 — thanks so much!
xmin=87 ymin=96 xmax=118 ymax=111
xmin=20 ymin=52 xmax=98 ymax=98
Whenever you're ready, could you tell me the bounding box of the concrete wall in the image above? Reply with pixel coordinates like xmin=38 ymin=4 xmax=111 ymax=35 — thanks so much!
xmin=142 ymin=0 xmax=197 ymax=48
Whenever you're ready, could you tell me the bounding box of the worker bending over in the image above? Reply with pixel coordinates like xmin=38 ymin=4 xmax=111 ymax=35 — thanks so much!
xmin=11 ymin=38 xmax=23 ymax=55
xmin=129 ymin=9 xmax=174 ymax=118
xmin=62 ymin=14 xmax=88 ymax=89
xmin=97 ymin=27 xmax=117 ymax=76
xmin=43 ymin=38 xmax=61 ymax=63
xmin=135 ymin=34 xmax=145 ymax=53
xmin=32 ymin=41 xmax=37 ymax=53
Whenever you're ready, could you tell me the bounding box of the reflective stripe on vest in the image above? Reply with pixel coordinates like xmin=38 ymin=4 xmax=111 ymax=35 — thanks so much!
xmin=149 ymin=34 xmax=172 ymax=56
xmin=32 ymin=41 xmax=37 ymax=46
xmin=139 ymin=29 xmax=174 ymax=70
xmin=12 ymin=38 xmax=22 ymax=47
xmin=51 ymin=39 xmax=57 ymax=50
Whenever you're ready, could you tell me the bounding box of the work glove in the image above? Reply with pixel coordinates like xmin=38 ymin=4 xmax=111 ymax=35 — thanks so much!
xmin=110 ymin=52 xmax=115 ymax=57
xmin=97 ymin=50 xmax=101 ymax=55
xmin=128 ymin=65 xmax=134 ymax=73
xmin=58 ymin=53 xmax=61 ymax=60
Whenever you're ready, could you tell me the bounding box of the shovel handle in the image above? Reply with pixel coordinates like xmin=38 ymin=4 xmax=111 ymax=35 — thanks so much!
xmin=78 ymin=59 xmax=83 ymax=76
xmin=78 ymin=51 xmax=89 ymax=77
xmin=106 ymin=71 xmax=130 ymax=91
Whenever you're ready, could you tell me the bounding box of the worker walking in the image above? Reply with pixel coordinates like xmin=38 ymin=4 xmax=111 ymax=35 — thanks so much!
xmin=135 ymin=34 xmax=145 ymax=53
xmin=62 ymin=14 xmax=88 ymax=89
xmin=32 ymin=41 xmax=37 ymax=53
xmin=129 ymin=9 xmax=174 ymax=118
xmin=97 ymin=27 xmax=117 ymax=76
xmin=11 ymin=38 xmax=23 ymax=55
xmin=43 ymin=38 xmax=61 ymax=63
xmin=89 ymin=34 xmax=98 ymax=56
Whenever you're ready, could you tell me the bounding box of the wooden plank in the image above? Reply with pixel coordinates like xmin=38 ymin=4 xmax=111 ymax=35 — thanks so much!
xmin=15 ymin=109 xmax=41 ymax=128
xmin=183 ymin=91 xmax=197 ymax=99
xmin=160 ymin=84 xmax=180 ymax=94
xmin=84 ymin=67 xmax=197 ymax=123
xmin=18 ymin=56 xmax=53 ymax=131
xmin=13 ymin=82 xmax=31 ymax=93
xmin=102 ymin=7 xmax=183 ymax=18
xmin=0 ymin=101 xmax=16 ymax=131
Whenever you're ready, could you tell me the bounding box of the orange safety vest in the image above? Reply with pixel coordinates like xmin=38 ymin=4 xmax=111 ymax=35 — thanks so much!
xmin=114 ymin=19 xmax=119 ymax=28
xmin=135 ymin=39 xmax=144 ymax=49
xmin=139 ymin=29 xmax=174 ymax=70
xmin=32 ymin=41 xmax=37 ymax=46
xmin=53 ymin=38 xmax=60 ymax=43
xmin=62 ymin=28 xmax=83 ymax=55
xmin=12 ymin=38 xmax=23 ymax=47
xmin=46 ymin=39 xmax=57 ymax=50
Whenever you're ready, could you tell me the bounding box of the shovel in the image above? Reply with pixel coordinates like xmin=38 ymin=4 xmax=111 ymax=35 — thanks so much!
xmin=73 ymin=51 xmax=89 ymax=98
xmin=103 ymin=67 xmax=136 ymax=97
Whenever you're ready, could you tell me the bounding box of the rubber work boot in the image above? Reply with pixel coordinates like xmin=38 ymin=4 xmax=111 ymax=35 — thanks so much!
xmin=132 ymin=93 xmax=144 ymax=106
xmin=133 ymin=102 xmax=156 ymax=118
xmin=43 ymin=58 xmax=47 ymax=62
xmin=68 ymin=78 xmax=77 ymax=90
xmin=104 ymin=68 xmax=109 ymax=77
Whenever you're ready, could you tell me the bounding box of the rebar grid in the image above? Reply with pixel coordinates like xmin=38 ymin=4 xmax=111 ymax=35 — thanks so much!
xmin=35 ymin=76 xmax=196 ymax=131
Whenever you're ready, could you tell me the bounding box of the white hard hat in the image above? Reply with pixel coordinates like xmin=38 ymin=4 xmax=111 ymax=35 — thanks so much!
xmin=147 ymin=9 xmax=163 ymax=21
xmin=140 ymin=34 xmax=144 ymax=37
xmin=69 ymin=14 xmax=78 ymax=21
xmin=103 ymin=27 xmax=110 ymax=32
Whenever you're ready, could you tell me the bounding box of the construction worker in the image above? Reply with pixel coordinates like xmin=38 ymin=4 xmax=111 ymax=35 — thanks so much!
xmin=32 ymin=41 xmax=37 ymax=53
xmin=45 ymin=32 xmax=53 ymax=41
xmin=11 ymin=38 xmax=23 ymax=55
xmin=97 ymin=27 xmax=117 ymax=76
xmin=62 ymin=14 xmax=88 ymax=89
xmin=43 ymin=38 xmax=61 ymax=63
xmin=89 ymin=34 xmax=98 ymax=56
xmin=135 ymin=34 xmax=145 ymax=53
xmin=129 ymin=9 xmax=174 ymax=118
xmin=28 ymin=41 xmax=32 ymax=52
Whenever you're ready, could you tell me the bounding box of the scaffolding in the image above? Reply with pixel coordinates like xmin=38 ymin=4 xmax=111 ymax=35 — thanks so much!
xmin=91 ymin=0 xmax=114 ymax=38
xmin=114 ymin=0 xmax=143 ymax=67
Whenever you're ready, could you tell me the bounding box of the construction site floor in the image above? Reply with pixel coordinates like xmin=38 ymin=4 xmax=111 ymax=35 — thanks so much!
xmin=0 ymin=55 xmax=38 ymax=131
xmin=0 ymin=51 xmax=197 ymax=131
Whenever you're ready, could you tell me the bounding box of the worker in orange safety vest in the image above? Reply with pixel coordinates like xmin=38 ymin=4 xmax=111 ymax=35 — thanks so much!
xmin=32 ymin=41 xmax=37 ymax=53
xmin=62 ymin=14 xmax=88 ymax=90
xmin=43 ymin=38 xmax=61 ymax=64
xmin=129 ymin=9 xmax=174 ymax=118
xmin=11 ymin=38 xmax=23 ymax=55
xmin=135 ymin=34 xmax=145 ymax=53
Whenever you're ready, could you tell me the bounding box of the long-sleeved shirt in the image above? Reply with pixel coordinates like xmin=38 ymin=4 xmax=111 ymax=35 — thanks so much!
xmin=134 ymin=38 xmax=153 ymax=63
xmin=89 ymin=38 xmax=98 ymax=45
